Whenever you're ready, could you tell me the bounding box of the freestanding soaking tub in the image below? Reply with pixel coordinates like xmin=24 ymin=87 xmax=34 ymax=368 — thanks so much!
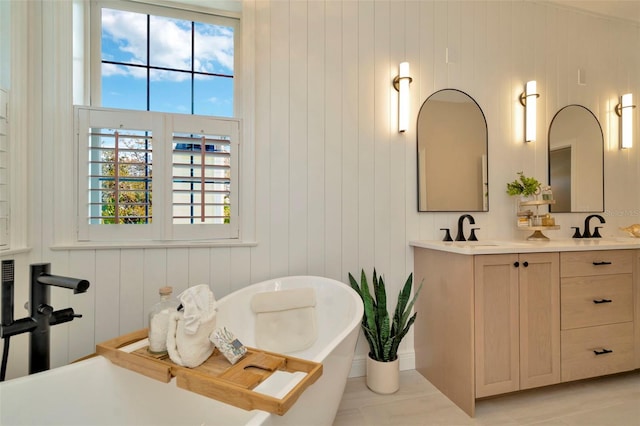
xmin=0 ymin=275 xmax=363 ymax=426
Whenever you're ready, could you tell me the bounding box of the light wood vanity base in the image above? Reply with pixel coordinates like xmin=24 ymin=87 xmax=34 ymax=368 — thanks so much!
xmin=413 ymin=245 xmax=639 ymax=417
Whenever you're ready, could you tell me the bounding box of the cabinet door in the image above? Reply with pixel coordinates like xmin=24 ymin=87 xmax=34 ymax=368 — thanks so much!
xmin=475 ymin=254 xmax=519 ymax=397
xmin=519 ymin=252 xmax=560 ymax=389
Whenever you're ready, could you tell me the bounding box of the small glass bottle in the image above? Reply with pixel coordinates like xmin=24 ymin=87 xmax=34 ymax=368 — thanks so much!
xmin=148 ymin=286 xmax=179 ymax=355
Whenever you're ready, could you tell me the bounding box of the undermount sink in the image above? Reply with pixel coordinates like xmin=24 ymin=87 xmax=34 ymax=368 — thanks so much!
xmin=451 ymin=240 xmax=530 ymax=248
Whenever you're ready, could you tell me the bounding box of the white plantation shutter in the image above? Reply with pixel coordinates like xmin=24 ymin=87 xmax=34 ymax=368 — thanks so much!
xmin=0 ymin=89 xmax=8 ymax=249
xmin=76 ymin=106 xmax=239 ymax=242
xmin=169 ymin=115 xmax=239 ymax=240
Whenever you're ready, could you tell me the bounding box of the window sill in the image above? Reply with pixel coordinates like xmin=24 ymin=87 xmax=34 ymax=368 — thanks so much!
xmin=0 ymin=246 xmax=32 ymax=256
xmin=51 ymin=240 xmax=258 ymax=251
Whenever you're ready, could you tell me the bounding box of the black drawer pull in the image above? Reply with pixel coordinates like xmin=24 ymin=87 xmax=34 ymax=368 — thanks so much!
xmin=592 ymin=261 xmax=612 ymax=266
xmin=593 ymin=299 xmax=612 ymax=304
xmin=523 ymin=261 xmax=529 ymax=267
xmin=593 ymin=348 xmax=613 ymax=356
xmin=514 ymin=261 xmax=519 ymax=267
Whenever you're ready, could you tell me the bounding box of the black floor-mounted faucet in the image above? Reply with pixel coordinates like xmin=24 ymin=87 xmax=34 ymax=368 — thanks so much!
xmin=455 ymin=214 xmax=476 ymax=241
xmin=0 ymin=263 xmax=89 ymax=377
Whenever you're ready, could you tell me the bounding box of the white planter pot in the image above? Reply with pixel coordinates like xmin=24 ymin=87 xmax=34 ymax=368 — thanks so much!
xmin=366 ymin=355 xmax=399 ymax=394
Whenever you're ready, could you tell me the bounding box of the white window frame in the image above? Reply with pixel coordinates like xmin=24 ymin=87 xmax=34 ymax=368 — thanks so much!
xmin=75 ymin=106 xmax=240 ymax=242
xmin=89 ymin=0 xmax=239 ymax=113
xmin=67 ymin=0 xmax=255 ymax=247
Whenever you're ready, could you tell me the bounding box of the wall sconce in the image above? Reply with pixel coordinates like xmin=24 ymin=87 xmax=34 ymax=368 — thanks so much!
xmin=519 ymin=80 xmax=539 ymax=142
xmin=393 ymin=62 xmax=412 ymax=133
xmin=615 ymin=93 xmax=635 ymax=149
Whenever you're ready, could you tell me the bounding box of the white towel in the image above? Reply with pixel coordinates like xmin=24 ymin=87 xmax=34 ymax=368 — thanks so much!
xmin=166 ymin=284 xmax=217 ymax=368
xmin=251 ymin=288 xmax=317 ymax=354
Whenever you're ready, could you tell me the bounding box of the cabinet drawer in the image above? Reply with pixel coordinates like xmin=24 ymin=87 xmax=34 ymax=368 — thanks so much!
xmin=561 ymin=322 xmax=634 ymax=382
xmin=561 ymin=274 xmax=633 ymax=329
xmin=560 ymin=250 xmax=632 ymax=277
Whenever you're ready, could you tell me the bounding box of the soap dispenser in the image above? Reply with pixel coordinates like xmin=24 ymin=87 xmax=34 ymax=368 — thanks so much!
xmin=148 ymin=286 xmax=179 ymax=355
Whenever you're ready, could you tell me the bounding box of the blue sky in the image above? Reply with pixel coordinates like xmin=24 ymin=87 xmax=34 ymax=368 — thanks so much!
xmin=100 ymin=8 xmax=234 ymax=117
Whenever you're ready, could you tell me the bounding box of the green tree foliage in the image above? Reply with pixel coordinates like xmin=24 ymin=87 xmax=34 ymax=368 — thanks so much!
xmin=100 ymin=146 xmax=152 ymax=224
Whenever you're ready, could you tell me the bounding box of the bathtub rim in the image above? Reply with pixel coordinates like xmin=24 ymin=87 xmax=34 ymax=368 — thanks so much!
xmin=215 ymin=275 xmax=364 ymax=364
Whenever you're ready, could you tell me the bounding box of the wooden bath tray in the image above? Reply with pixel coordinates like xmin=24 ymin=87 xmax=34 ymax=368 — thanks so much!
xmin=96 ymin=329 xmax=322 ymax=415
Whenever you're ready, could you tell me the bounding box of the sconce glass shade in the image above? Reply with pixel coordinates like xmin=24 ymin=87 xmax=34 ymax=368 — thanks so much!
xmin=395 ymin=62 xmax=411 ymax=133
xmin=521 ymin=80 xmax=538 ymax=142
xmin=617 ymin=93 xmax=634 ymax=149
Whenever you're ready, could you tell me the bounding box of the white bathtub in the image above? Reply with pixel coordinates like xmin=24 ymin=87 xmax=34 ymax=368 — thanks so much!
xmin=0 ymin=276 xmax=363 ymax=426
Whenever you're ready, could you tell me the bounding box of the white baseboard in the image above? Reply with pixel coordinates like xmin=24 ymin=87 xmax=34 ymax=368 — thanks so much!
xmin=348 ymin=351 xmax=415 ymax=378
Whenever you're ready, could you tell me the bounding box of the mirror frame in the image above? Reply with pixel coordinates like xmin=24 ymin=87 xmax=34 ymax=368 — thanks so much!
xmin=547 ymin=104 xmax=604 ymax=213
xmin=416 ymin=88 xmax=489 ymax=212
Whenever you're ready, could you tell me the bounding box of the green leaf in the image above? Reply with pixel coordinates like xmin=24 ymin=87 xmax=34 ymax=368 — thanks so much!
xmin=348 ymin=270 xmax=422 ymax=362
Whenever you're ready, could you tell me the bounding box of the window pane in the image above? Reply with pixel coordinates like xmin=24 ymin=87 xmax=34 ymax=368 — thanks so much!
xmin=194 ymin=75 xmax=233 ymax=117
xmin=149 ymin=15 xmax=192 ymax=71
xmin=150 ymin=69 xmax=192 ymax=114
xmin=88 ymin=128 xmax=152 ymax=224
xmin=172 ymin=132 xmax=231 ymax=224
xmin=102 ymin=65 xmax=148 ymax=111
xmin=194 ymin=22 xmax=234 ymax=75
xmin=101 ymin=9 xmax=147 ymax=64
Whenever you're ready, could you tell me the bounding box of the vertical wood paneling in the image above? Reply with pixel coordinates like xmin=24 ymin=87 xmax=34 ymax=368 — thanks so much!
xmin=373 ymin=0 xmax=391 ymax=275
xmin=142 ymin=249 xmax=167 ymax=327
xmin=324 ymin=0 xmax=343 ymax=281
xmin=269 ymin=0 xmax=290 ymax=278
xmin=67 ymin=250 xmax=96 ymax=361
xmin=94 ymin=250 xmax=120 ymax=343
xmin=288 ymin=0 xmax=308 ymax=277
xmin=188 ymin=248 xmax=211 ymax=285
xmin=357 ymin=0 xmax=375 ymax=274
xmin=307 ymin=0 xmax=326 ymax=277
xmin=229 ymin=247 xmax=251 ymax=293
xmin=251 ymin=0 xmax=272 ymax=284
xmin=165 ymin=248 xmax=189 ymax=294
xmin=389 ymin=0 xmax=406 ymax=295
xmin=340 ymin=0 xmax=359 ymax=281
xmin=119 ymin=249 xmax=144 ymax=334
xmin=210 ymin=247 xmax=231 ymax=298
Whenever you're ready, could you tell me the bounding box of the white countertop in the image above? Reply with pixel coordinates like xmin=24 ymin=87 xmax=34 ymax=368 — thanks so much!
xmin=409 ymin=237 xmax=640 ymax=255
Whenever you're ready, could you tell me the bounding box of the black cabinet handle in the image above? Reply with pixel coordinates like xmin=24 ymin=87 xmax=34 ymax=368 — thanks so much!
xmin=514 ymin=261 xmax=519 ymax=267
xmin=523 ymin=261 xmax=529 ymax=267
xmin=593 ymin=348 xmax=613 ymax=356
xmin=592 ymin=261 xmax=612 ymax=266
xmin=593 ymin=299 xmax=612 ymax=304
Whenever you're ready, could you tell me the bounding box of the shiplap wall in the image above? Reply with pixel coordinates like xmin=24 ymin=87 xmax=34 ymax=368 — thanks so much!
xmin=1 ymin=0 xmax=639 ymax=380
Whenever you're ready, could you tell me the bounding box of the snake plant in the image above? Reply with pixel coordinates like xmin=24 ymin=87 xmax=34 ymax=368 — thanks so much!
xmin=348 ymin=269 xmax=423 ymax=362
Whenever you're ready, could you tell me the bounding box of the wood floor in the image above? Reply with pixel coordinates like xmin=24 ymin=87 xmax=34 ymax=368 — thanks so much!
xmin=334 ymin=369 xmax=640 ymax=425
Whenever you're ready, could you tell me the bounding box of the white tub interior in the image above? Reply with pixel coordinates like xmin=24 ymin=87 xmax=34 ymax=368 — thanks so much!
xmin=0 ymin=356 xmax=267 ymax=426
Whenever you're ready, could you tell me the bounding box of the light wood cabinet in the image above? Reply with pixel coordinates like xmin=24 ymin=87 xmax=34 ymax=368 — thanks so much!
xmin=474 ymin=253 xmax=560 ymax=398
xmin=413 ymin=246 xmax=638 ymax=417
xmin=559 ymin=250 xmax=635 ymax=382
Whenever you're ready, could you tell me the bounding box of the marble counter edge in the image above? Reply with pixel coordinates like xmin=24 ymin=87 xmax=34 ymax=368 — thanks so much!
xmin=409 ymin=239 xmax=640 ymax=255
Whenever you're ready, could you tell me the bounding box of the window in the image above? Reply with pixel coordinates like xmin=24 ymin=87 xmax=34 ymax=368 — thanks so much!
xmin=76 ymin=1 xmax=241 ymax=243
xmin=94 ymin=1 xmax=237 ymax=117
xmin=76 ymin=107 xmax=239 ymax=241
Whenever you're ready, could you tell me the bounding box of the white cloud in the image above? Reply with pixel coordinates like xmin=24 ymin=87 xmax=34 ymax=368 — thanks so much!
xmin=101 ymin=8 xmax=234 ymax=82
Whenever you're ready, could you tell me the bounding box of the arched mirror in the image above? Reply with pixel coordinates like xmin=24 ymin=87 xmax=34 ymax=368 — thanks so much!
xmin=548 ymin=105 xmax=604 ymax=213
xmin=417 ymin=89 xmax=488 ymax=212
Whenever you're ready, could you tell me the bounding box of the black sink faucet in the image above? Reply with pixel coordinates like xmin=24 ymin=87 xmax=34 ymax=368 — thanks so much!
xmin=455 ymin=214 xmax=476 ymax=241
xmin=1 ymin=263 xmax=89 ymax=376
xmin=582 ymin=214 xmax=606 ymax=238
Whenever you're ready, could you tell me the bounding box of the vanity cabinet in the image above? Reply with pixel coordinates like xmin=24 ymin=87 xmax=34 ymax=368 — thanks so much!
xmin=412 ymin=245 xmax=638 ymax=417
xmin=475 ymin=253 xmax=560 ymax=397
xmin=559 ymin=250 xmax=634 ymax=382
